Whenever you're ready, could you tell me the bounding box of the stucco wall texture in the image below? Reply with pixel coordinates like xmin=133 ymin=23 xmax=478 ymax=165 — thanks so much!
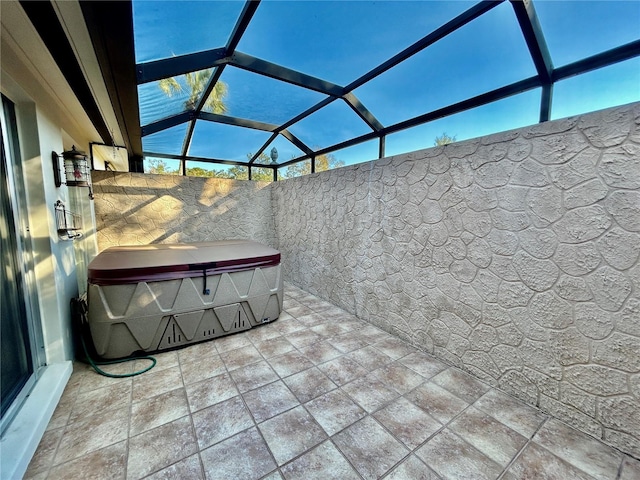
xmin=93 ymin=102 xmax=640 ymax=457
xmin=272 ymin=103 xmax=640 ymax=457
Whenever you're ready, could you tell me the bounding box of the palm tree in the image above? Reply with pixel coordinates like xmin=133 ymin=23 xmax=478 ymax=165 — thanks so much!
xmin=159 ymin=69 xmax=228 ymax=114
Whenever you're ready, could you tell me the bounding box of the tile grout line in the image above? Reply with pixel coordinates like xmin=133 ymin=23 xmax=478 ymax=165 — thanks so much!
xmin=614 ymin=455 xmax=624 ymax=480
xmin=531 ymin=424 xmax=612 ymax=480
xmin=221 ymin=325 xmax=289 ymax=478
xmin=278 ymin=292 xmax=492 ymax=475
xmin=264 ymin=310 xmax=366 ymax=473
xmin=43 ymin=368 xmax=133 ymax=477
xmin=288 ymin=304 xmax=414 ymax=478
xmin=124 ymin=369 xmax=134 ymax=480
xmin=495 ymin=416 xmax=550 ymax=480
xmin=203 ymin=300 xmax=430 ymax=477
xmin=44 ymin=369 xmax=88 ymax=477
xmin=382 ymin=369 xmax=527 ymax=476
xmin=126 ymin=353 xmax=204 ymax=477
xmin=25 ymin=293 xmax=316 ymax=477
xmin=253 ymin=303 xmax=367 ymax=477
xmin=177 ymin=348 xmax=208 ymax=480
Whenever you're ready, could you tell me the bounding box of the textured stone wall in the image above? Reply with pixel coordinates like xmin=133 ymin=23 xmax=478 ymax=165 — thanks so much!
xmin=272 ymin=102 xmax=640 ymax=457
xmin=92 ymin=172 xmax=276 ymax=251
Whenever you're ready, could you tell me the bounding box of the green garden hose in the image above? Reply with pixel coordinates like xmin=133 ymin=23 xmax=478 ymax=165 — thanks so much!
xmin=81 ymin=333 xmax=156 ymax=378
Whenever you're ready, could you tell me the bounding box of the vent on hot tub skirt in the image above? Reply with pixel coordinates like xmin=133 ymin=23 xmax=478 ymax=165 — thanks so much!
xmin=157 ymin=301 xmax=268 ymax=351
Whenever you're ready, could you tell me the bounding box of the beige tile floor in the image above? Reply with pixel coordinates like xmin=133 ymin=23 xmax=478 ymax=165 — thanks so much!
xmin=26 ymin=284 xmax=640 ymax=480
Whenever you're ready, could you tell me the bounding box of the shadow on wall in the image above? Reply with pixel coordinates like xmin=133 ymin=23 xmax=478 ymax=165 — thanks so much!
xmin=92 ymin=173 xmax=277 ymax=251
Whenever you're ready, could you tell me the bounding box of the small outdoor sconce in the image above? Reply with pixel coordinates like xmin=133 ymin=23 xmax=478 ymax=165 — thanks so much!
xmin=270 ymin=147 xmax=279 ymax=165
xmin=52 ymin=146 xmax=94 ymax=199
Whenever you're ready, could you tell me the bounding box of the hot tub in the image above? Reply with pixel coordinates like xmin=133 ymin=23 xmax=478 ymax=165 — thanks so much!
xmin=87 ymin=240 xmax=282 ymax=359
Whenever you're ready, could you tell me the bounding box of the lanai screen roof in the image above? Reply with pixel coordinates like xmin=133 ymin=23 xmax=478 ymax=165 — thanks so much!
xmin=131 ymin=0 xmax=640 ymax=178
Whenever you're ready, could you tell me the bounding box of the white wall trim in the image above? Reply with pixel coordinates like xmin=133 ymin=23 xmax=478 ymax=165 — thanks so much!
xmin=0 ymin=362 xmax=72 ymax=479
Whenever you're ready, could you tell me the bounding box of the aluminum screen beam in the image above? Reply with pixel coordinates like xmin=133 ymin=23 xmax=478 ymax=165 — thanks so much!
xmin=197 ymin=0 xmax=261 ymax=118
xmin=142 ymin=112 xmax=194 ymax=137
xmin=181 ymin=120 xmax=197 ymax=160
xmin=230 ymin=52 xmax=345 ymax=97
xmin=278 ymin=75 xmax=542 ymax=168
xmin=511 ymin=0 xmax=553 ymax=83
xmin=510 ymin=0 xmax=553 ymax=121
xmin=540 ymin=84 xmax=554 ymax=123
xmin=247 ymin=128 xmax=314 ymax=166
xmin=552 ymin=40 xmax=640 ymax=82
xmin=279 ymin=97 xmax=337 ymax=131
xmin=198 ymin=112 xmax=279 ymax=132
xmin=182 ymin=1 xmax=261 ymax=158
xmin=179 ymin=66 xmax=225 ymax=157
xmin=226 ymin=0 xmax=262 ymax=54
xmin=134 ymin=0 xmax=639 ymax=179
xmin=343 ymin=93 xmax=384 ymax=132
xmin=280 ymin=131 xmax=315 ymax=157
xmin=136 ymin=49 xmax=228 ymax=85
xmin=379 ymin=136 xmax=386 ymax=159
xmin=387 ymin=76 xmax=541 ymax=136
xmin=145 ymin=151 xmax=259 ymax=168
xmin=249 ymin=132 xmax=280 ymax=165
xmin=344 ymin=0 xmax=504 ymax=93
xmin=268 ymin=0 xmax=504 ymax=155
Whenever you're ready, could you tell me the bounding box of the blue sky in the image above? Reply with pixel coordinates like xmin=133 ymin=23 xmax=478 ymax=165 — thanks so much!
xmin=134 ymin=0 xmax=640 ymax=169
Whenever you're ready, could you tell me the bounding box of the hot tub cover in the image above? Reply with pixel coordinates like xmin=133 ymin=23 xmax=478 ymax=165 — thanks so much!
xmin=88 ymin=239 xmax=280 ymax=285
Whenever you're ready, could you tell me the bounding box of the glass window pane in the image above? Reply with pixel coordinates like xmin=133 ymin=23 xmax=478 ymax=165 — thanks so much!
xmin=251 ymin=151 xmax=272 ymax=166
xmin=251 ymin=166 xmax=273 ymax=182
xmin=133 ymin=1 xmax=245 ymax=62
xmin=185 ymin=161 xmax=231 ymax=178
xmin=144 ymin=156 xmax=181 ymax=175
xmin=354 ymin=2 xmax=536 ymax=126
xmin=278 ymin=160 xmax=311 ymax=179
xmin=189 ymin=163 xmax=249 ymax=180
xmin=189 ymin=122 xmax=272 ymax=161
xmin=536 ymin=1 xmax=640 ymax=67
xmin=386 ymin=89 xmax=541 ymax=157
xmin=139 ymin=69 xmax=215 ymax=126
xmin=236 ymin=1 xmax=475 ymax=85
xmin=329 ymin=140 xmax=378 ymax=169
xmin=551 ymin=58 xmax=640 ymax=120
xmin=288 ymin=100 xmax=372 ymax=150
xmin=226 ymin=164 xmax=249 ymax=180
xmin=218 ymin=67 xmax=326 ymax=124
xmin=142 ymin=124 xmax=188 ymax=156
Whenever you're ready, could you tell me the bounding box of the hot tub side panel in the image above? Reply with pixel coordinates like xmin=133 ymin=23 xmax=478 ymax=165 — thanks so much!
xmin=87 ymin=265 xmax=283 ymax=359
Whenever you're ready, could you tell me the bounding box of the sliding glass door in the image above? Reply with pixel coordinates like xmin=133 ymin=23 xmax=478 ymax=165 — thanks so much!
xmin=0 ymin=95 xmax=42 ymax=434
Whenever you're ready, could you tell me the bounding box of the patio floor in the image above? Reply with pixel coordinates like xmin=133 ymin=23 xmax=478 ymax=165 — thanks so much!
xmin=25 ymin=284 xmax=640 ymax=479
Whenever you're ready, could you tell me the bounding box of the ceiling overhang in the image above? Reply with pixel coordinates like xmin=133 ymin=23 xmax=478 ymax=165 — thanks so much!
xmin=19 ymin=0 xmax=143 ymax=169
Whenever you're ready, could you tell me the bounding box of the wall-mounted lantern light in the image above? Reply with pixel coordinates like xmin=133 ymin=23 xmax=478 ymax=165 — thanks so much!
xmin=52 ymin=146 xmax=94 ymax=199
